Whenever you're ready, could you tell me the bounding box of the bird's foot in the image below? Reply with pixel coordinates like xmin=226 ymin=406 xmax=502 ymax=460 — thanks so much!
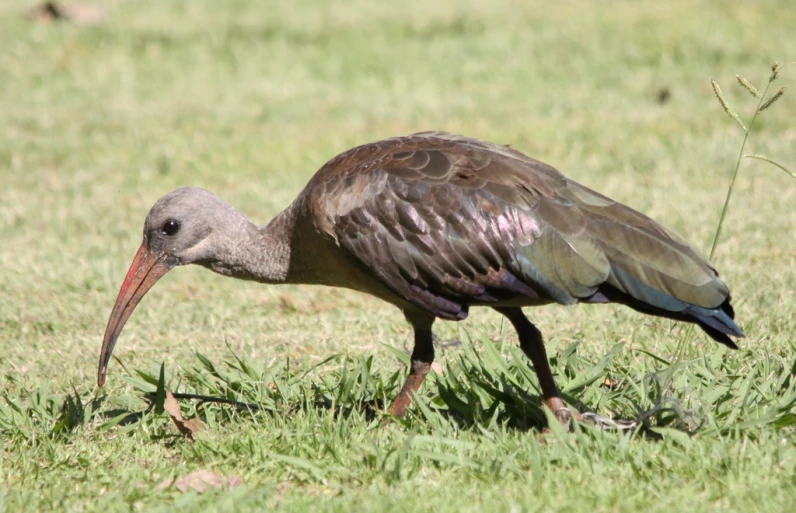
xmin=544 ymin=397 xmax=580 ymax=426
xmin=553 ymin=406 xmax=579 ymax=425
xmin=548 ymin=402 xmax=639 ymax=431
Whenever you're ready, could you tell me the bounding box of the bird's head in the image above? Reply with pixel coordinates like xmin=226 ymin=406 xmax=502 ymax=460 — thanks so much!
xmin=142 ymin=187 xmax=229 ymax=264
xmin=97 ymin=187 xmax=243 ymax=386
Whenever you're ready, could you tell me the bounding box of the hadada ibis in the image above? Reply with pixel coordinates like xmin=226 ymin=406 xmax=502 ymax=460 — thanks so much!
xmin=98 ymin=131 xmax=744 ymax=424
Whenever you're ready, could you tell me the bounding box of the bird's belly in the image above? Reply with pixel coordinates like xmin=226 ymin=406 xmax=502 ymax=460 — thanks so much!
xmin=290 ymin=234 xmax=415 ymax=309
xmin=328 ymin=267 xmax=416 ymax=310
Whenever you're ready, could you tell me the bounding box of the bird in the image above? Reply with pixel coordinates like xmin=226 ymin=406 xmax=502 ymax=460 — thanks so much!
xmin=98 ymin=131 xmax=744 ymax=424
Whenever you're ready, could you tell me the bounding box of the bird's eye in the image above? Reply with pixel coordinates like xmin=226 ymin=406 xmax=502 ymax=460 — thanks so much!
xmin=162 ymin=219 xmax=180 ymax=236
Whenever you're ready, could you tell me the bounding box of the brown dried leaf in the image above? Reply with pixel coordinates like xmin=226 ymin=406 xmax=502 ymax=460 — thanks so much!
xmin=27 ymin=2 xmax=105 ymax=25
xmin=182 ymin=417 xmax=207 ymax=436
xmin=156 ymin=470 xmax=242 ymax=494
xmin=164 ymin=391 xmax=206 ymax=440
xmin=163 ymin=391 xmax=183 ymax=421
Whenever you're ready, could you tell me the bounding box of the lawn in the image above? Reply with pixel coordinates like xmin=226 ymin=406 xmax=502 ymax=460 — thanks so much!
xmin=1 ymin=0 xmax=794 ymax=511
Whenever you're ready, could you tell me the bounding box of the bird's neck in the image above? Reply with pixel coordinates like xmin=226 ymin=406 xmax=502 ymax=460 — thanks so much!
xmin=201 ymin=202 xmax=300 ymax=285
xmin=251 ymin=205 xmax=299 ymax=284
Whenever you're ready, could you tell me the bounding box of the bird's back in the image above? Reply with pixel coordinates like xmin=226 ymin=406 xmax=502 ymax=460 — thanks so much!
xmin=296 ymin=132 xmax=741 ymax=344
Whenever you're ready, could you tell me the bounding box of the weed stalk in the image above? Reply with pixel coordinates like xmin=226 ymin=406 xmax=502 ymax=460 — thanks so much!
xmin=668 ymin=62 xmax=791 ymax=377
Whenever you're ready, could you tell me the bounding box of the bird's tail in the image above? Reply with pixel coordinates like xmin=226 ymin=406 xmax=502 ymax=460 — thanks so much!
xmin=588 ymin=271 xmax=744 ymax=349
xmin=680 ymin=296 xmax=743 ymax=348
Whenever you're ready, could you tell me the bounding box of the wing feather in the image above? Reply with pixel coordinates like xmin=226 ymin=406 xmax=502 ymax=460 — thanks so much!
xmin=308 ymin=132 xmax=735 ymax=325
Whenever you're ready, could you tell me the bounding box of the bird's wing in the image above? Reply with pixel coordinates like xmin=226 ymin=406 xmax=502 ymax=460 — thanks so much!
xmin=308 ymin=132 xmax=729 ymax=320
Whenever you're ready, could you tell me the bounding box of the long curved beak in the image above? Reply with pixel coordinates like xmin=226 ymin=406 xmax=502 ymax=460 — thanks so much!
xmin=98 ymin=242 xmax=175 ymax=387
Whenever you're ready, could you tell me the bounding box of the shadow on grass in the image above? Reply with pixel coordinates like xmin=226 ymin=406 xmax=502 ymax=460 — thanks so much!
xmin=39 ymin=338 xmax=794 ymax=441
xmin=80 ymin=364 xmax=637 ymax=438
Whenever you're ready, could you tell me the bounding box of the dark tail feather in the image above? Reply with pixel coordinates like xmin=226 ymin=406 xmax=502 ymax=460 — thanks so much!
xmin=589 ymin=286 xmax=744 ymax=349
xmin=682 ymin=297 xmax=744 ymax=349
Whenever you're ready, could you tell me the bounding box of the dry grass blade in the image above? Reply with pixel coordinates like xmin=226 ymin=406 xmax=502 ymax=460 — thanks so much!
xmin=744 ymin=154 xmax=796 ymax=177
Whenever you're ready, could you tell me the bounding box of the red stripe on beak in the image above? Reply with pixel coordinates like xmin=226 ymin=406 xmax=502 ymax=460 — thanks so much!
xmin=98 ymin=243 xmax=173 ymax=386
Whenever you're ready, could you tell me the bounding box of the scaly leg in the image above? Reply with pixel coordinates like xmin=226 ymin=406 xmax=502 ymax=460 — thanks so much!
xmin=388 ymin=311 xmax=435 ymax=417
xmin=493 ymin=307 xmax=573 ymax=424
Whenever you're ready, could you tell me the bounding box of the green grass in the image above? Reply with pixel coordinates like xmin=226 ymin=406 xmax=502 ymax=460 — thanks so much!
xmin=1 ymin=0 xmax=794 ymax=511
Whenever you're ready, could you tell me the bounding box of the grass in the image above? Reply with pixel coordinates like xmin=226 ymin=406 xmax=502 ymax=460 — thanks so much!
xmin=1 ymin=0 xmax=794 ymax=511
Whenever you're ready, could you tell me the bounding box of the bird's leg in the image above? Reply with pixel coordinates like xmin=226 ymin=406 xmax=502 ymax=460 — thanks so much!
xmin=493 ymin=307 xmax=573 ymax=425
xmin=388 ymin=311 xmax=435 ymax=418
